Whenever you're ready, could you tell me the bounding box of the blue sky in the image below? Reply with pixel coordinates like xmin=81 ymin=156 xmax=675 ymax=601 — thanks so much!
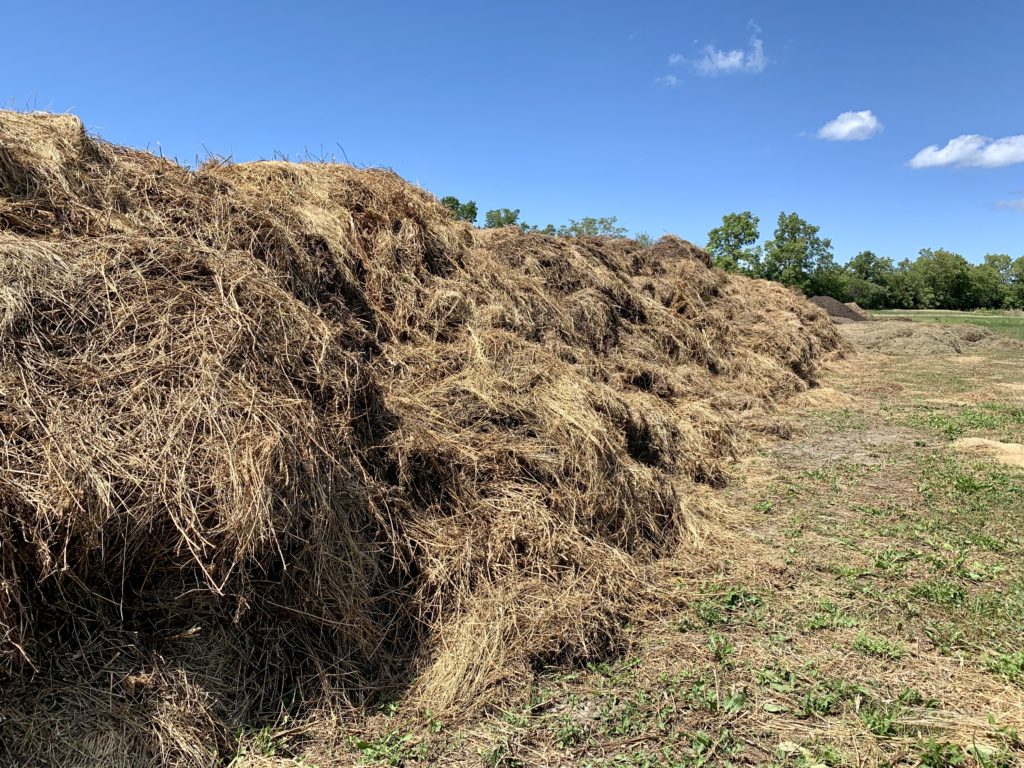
xmin=4 ymin=1 xmax=1022 ymax=262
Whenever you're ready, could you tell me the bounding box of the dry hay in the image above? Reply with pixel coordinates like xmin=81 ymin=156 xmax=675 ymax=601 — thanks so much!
xmin=840 ymin=320 xmax=1024 ymax=355
xmin=952 ymin=438 xmax=1024 ymax=469
xmin=809 ymin=295 xmax=867 ymax=322
xmin=0 ymin=111 xmax=846 ymax=766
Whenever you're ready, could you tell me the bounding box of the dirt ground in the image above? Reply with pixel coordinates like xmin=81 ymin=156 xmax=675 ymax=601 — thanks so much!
xmin=236 ymin=340 xmax=1024 ymax=768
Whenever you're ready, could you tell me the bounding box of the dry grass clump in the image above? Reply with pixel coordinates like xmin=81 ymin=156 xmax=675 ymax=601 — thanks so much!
xmin=841 ymin=320 xmax=1024 ymax=355
xmin=0 ymin=110 xmax=845 ymax=766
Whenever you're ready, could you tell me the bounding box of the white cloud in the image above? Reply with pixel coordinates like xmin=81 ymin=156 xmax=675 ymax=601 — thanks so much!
xmin=816 ymin=110 xmax=883 ymax=141
xmin=655 ymin=74 xmax=680 ymax=87
xmin=908 ymin=134 xmax=1024 ymax=169
xmin=668 ymin=53 xmax=685 ymax=65
xmin=694 ymin=23 xmax=766 ymax=76
xmin=995 ymin=198 xmax=1024 ymax=212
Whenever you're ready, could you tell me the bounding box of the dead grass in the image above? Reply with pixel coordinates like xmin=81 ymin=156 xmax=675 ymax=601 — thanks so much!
xmin=0 ymin=111 xmax=846 ymax=766
xmin=840 ymin=321 xmax=1024 ymax=356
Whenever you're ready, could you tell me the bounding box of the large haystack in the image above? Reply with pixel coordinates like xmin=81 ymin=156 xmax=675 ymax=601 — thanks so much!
xmin=0 ymin=111 xmax=846 ymax=766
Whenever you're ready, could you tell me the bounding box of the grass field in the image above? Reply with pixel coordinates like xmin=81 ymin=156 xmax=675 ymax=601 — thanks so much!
xmin=250 ymin=335 xmax=1024 ymax=766
xmin=871 ymin=309 xmax=1024 ymax=341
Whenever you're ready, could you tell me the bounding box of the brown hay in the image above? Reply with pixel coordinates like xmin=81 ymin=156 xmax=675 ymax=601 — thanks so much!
xmin=841 ymin=320 xmax=1024 ymax=355
xmin=0 ymin=111 xmax=846 ymax=765
xmin=952 ymin=438 xmax=1024 ymax=468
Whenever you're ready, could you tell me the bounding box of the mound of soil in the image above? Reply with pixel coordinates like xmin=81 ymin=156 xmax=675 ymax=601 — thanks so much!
xmin=844 ymin=302 xmax=870 ymax=320
xmin=0 ymin=111 xmax=846 ymax=765
xmin=840 ymin=321 xmax=1024 ymax=355
xmin=810 ymin=295 xmax=867 ymax=321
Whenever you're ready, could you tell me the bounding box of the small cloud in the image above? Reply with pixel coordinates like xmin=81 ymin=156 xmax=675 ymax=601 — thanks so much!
xmin=655 ymin=74 xmax=680 ymax=87
xmin=668 ymin=53 xmax=685 ymax=65
xmin=908 ymin=134 xmax=1024 ymax=169
xmin=694 ymin=21 xmax=766 ymax=76
xmin=995 ymin=198 xmax=1024 ymax=212
xmin=816 ymin=110 xmax=884 ymax=141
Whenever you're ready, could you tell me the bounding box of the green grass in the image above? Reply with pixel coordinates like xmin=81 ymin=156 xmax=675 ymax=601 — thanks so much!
xmin=892 ymin=402 xmax=1024 ymax=440
xmin=870 ymin=309 xmax=1024 ymax=340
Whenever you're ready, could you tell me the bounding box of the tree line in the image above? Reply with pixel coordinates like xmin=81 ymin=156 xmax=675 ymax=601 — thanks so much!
xmin=706 ymin=211 xmax=1024 ymax=310
xmin=440 ymin=196 xmax=648 ymax=241
xmin=440 ymin=196 xmax=1023 ymax=310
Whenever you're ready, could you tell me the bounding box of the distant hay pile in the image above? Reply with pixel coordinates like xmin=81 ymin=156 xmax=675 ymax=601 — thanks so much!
xmin=0 ymin=111 xmax=846 ymax=766
xmin=842 ymin=320 xmax=1024 ymax=355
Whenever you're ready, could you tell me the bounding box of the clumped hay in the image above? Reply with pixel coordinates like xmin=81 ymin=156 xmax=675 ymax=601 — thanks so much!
xmin=842 ymin=320 xmax=1024 ymax=355
xmin=0 ymin=111 xmax=845 ymax=765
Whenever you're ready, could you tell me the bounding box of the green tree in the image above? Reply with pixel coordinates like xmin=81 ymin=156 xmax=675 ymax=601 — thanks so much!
xmin=439 ymin=196 xmax=478 ymax=224
xmin=846 ymin=251 xmax=895 ymax=285
xmin=706 ymin=212 xmax=762 ymax=275
xmin=761 ymin=212 xmax=833 ymax=293
xmin=909 ymin=248 xmax=973 ymax=309
xmin=844 ymin=276 xmax=889 ymax=309
xmin=1009 ymin=256 xmax=1024 ymax=309
xmin=635 ymin=232 xmax=654 ymax=247
xmin=968 ymin=263 xmax=1006 ymax=309
xmin=484 ymin=208 xmax=521 ymax=228
xmin=807 ymin=252 xmax=851 ymax=300
xmin=983 ymin=253 xmax=1014 ymax=285
xmin=522 ymin=222 xmax=557 ymax=235
xmin=885 ymin=258 xmax=927 ymax=309
xmin=556 ymin=216 xmax=629 ymax=238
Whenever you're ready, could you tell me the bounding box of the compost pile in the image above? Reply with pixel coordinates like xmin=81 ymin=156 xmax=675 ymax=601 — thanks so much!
xmin=809 ymin=295 xmax=868 ymax=322
xmin=843 ymin=302 xmax=870 ymax=321
xmin=0 ymin=112 xmax=845 ymax=766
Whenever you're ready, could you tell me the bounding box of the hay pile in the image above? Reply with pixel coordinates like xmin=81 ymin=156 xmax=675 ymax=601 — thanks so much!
xmin=841 ymin=320 xmax=1024 ymax=355
xmin=0 ymin=111 xmax=845 ymax=766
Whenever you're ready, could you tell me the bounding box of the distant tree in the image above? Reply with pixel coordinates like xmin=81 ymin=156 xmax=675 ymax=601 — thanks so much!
xmin=706 ymin=211 xmax=762 ymax=275
xmin=846 ymin=250 xmax=895 ymax=285
xmin=844 ymin=276 xmax=889 ymax=309
xmin=521 ymin=222 xmax=557 ymax=235
xmin=1010 ymin=256 xmax=1024 ymax=309
xmin=440 ymin=196 xmax=478 ymax=224
xmin=485 ymin=208 xmax=521 ymax=228
xmin=761 ymin=212 xmax=833 ymax=293
xmin=807 ymin=252 xmax=851 ymax=301
xmin=983 ymin=253 xmax=1014 ymax=285
xmin=556 ymin=216 xmax=629 ymax=238
xmin=885 ymin=258 xmax=928 ymax=309
xmin=635 ymin=232 xmax=654 ymax=247
xmin=968 ymin=263 xmax=1006 ymax=309
xmin=519 ymin=215 xmax=630 ymax=238
xmin=909 ymin=248 xmax=973 ymax=309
